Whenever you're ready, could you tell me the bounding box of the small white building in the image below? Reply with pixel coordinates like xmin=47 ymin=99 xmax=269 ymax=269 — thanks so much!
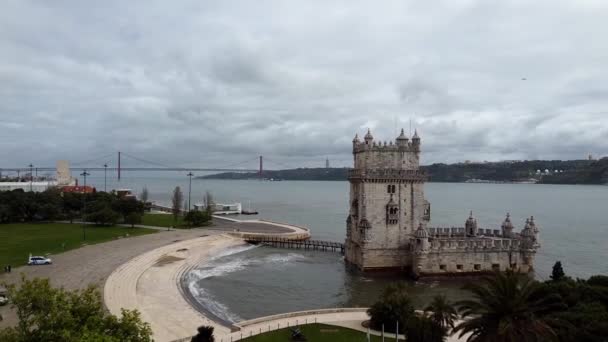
xmin=0 ymin=181 xmax=58 ymax=192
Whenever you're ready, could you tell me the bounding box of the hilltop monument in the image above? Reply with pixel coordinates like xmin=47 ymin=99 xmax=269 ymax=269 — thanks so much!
xmin=345 ymin=129 xmax=540 ymax=277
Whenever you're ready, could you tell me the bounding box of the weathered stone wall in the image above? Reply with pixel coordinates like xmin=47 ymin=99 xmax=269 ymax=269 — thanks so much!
xmin=415 ymin=249 xmax=535 ymax=275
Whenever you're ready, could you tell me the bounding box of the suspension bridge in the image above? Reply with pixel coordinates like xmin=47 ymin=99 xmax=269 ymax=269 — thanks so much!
xmin=0 ymin=151 xmax=312 ymax=180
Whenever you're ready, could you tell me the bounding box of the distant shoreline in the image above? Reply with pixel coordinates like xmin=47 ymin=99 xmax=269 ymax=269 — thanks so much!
xmin=197 ymin=158 xmax=608 ymax=185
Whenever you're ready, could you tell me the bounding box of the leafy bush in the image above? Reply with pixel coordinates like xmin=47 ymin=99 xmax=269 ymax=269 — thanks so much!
xmin=405 ymin=315 xmax=447 ymax=342
xmin=367 ymin=282 xmax=414 ymax=333
xmin=86 ymin=206 xmax=120 ymax=226
xmin=0 ymin=276 xmax=152 ymax=342
xmin=184 ymin=210 xmax=212 ymax=227
xmin=191 ymin=325 xmax=214 ymax=342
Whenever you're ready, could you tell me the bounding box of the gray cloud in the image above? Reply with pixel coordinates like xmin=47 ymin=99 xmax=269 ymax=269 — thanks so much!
xmin=1 ymin=0 xmax=608 ymax=170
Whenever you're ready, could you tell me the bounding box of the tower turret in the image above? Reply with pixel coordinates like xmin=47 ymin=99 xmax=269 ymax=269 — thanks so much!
xmin=465 ymin=211 xmax=478 ymax=237
xmin=364 ymin=129 xmax=374 ymax=145
xmin=501 ymin=213 xmax=514 ymax=237
xmin=412 ymin=129 xmax=421 ymax=152
xmin=353 ymin=133 xmax=360 ymax=149
xmin=528 ymin=216 xmax=540 ymax=246
xmin=396 ymin=128 xmax=409 ymax=147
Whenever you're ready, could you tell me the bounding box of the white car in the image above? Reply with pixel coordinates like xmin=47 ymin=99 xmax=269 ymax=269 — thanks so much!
xmin=27 ymin=256 xmax=52 ymax=265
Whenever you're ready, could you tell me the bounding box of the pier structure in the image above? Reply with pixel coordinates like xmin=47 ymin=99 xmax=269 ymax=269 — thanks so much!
xmin=244 ymin=236 xmax=344 ymax=254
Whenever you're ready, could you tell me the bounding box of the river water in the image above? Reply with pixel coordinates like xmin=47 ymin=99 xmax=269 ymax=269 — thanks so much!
xmin=85 ymin=173 xmax=608 ymax=323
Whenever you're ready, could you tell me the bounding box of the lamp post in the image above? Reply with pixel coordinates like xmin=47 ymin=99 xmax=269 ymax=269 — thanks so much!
xmin=187 ymin=172 xmax=194 ymax=211
xmin=29 ymin=164 xmax=33 ymax=191
xmin=103 ymin=164 xmax=108 ymax=192
xmin=80 ymin=170 xmax=90 ymax=240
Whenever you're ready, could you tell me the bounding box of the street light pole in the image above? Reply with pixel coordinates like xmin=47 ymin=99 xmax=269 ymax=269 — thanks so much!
xmin=103 ymin=164 xmax=108 ymax=192
xmin=29 ymin=164 xmax=33 ymax=191
xmin=187 ymin=172 xmax=194 ymax=211
xmin=80 ymin=170 xmax=90 ymax=240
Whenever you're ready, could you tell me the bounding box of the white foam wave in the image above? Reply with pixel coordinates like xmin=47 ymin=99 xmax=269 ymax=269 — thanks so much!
xmin=262 ymin=252 xmax=306 ymax=264
xmin=186 ymin=247 xmax=308 ymax=323
xmin=188 ymin=280 xmax=243 ymax=323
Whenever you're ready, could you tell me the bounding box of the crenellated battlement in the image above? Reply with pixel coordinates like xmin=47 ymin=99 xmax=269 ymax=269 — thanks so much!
xmin=351 ymin=128 xmax=421 ymax=171
xmin=352 ymin=140 xmax=420 ymax=153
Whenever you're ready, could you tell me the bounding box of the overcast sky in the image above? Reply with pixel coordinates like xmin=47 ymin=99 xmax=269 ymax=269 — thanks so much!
xmin=1 ymin=0 xmax=607 ymax=170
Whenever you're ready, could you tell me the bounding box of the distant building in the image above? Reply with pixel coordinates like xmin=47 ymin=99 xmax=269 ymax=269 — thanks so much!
xmin=56 ymin=160 xmax=75 ymax=185
xmin=0 ymin=181 xmax=57 ymax=192
xmin=345 ymin=129 xmax=540 ymax=277
xmin=61 ymin=185 xmax=96 ymax=194
xmin=325 ymin=157 xmax=330 ymax=169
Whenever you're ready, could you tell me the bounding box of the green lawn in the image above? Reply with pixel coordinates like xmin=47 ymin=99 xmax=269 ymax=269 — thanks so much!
xmin=0 ymin=223 xmax=156 ymax=267
xmin=241 ymin=323 xmax=397 ymax=342
xmin=142 ymin=213 xmax=186 ymax=228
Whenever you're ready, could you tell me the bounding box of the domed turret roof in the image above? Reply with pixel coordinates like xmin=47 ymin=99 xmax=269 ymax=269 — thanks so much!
xmin=465 ymin=211 xmax=477 ymax=226
xmin=529 ymin=216 xmax=538 ymax=233
xmin=396 ymin=128 xmax=408 ymax=141
xmin=414 ymin=223 xmax=429 ymax=239
xmin=353 ymin=133 xmax=360 ymax=143
xmin=412 ymin=129 xmax=420 ymax=139
xmin=501 ymin=213 xmax=514 ymax=230
xmin=364 ymin=129 xmax=373 ymax=141
xmin=521 ymin=218 xmax=534 ymax=237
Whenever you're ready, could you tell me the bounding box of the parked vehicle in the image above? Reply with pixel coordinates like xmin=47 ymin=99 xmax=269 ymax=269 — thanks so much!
xmin=27 ymin=255 xmax=52 ymax=265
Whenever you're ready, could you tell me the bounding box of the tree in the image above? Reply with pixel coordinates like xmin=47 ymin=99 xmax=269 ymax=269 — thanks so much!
xmin=140 ymin=187 xmax=149 ymax=203
xmin=86 ymin=206 xmax=120 ymax=226
xmin=0 ymin=276 xmax=152 ymax=342
xmin=125 ymin=212 xmax=142 ymax=228
xmin=424 ymin=294 xmax=458 ymax=331
xmin=191 ymin=325 xmax=214 ymax=342
xmin=454 ymin=271 xmax=563 ymax=342
xmin=551 ymin=261 xmax=566 ymax=282
xmin=184 ymin=210 xmax=211 ymax=227
xmin=171 ymin=186 xmax=183 ymax=223
xmin=368 ymin=282 xmax=415 ymax=333
xmin=405 ymin=315 xmax=447 ymax=342
xmin=112 ymin=197 xmax=144 ymax=222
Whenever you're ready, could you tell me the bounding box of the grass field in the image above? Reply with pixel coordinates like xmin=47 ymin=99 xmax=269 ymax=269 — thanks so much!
xmin=0 ymin=223 xmax=156 ymax=267
xmin=142 ymin=213 xmax=186 ymax=228
xmin=241 ymin=323 xmax=397 ymax=342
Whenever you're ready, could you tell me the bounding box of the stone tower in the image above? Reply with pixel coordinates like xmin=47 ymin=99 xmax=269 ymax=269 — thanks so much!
xmin=345 ymin=129 xmax=430 ymax=271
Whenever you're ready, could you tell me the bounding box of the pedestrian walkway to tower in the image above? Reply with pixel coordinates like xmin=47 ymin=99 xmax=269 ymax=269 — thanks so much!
xmin=244 ymin=235 xmax=345 ymax=254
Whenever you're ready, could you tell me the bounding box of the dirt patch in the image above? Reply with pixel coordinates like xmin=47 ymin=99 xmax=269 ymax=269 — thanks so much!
xmin=154 ymin=255 xmax=185 ymax=266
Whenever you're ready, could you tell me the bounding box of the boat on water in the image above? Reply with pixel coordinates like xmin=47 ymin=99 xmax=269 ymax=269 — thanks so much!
xmin=193 ymin=202 xmax=242 ymax=215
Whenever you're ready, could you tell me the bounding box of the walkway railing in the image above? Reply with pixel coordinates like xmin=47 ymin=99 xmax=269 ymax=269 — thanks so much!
xmin=244 ymin=236 xmax=345 ymax=254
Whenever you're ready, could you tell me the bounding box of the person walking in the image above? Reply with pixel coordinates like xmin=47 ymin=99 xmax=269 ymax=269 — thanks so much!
xmin=7 ymin=265 xmax=11 ymax=273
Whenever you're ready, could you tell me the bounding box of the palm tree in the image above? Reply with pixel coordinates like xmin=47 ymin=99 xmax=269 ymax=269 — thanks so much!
xmin=453 ymin=270 xmax=562 ymax=342
xmin=425 ymin=294 xmax=458 ymax=331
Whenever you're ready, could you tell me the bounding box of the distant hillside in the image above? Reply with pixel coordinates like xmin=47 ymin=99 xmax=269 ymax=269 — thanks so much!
xmin=200 ymin=168 xmax=349 ymax=181
xmin=199 ymin=159 xmax=608 ymax=185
